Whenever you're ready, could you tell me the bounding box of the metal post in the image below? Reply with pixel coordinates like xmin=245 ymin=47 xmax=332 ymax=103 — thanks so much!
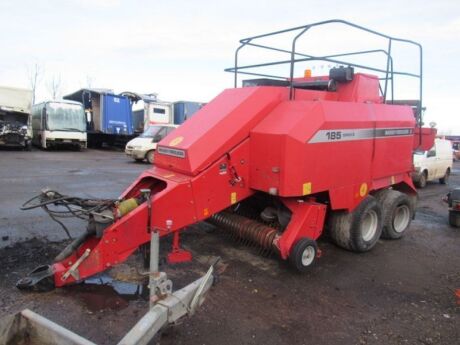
xmin=289 ymin=27 xmax=310 ymax=100
xmin=150 ymin=231 xmax=159 ymax=303
xmin=140 ymin=188 xmax=159 ymax=309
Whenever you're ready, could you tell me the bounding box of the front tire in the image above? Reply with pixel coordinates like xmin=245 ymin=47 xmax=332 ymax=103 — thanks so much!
xmin=289 ymin=238 xmax=318 ymax=272
xmin=415 ymin=171 xmax=427 ymax=188
xmin=328 ymin=196 xmax=383 ymax=252
xmin=146 ymin=150 xmax=155 ymax=164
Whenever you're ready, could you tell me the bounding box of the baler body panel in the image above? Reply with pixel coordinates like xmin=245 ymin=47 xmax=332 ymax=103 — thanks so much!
xmin=250 ymin=94 xmax=415 ymax=210
xmin=154 ymin=87 xmax=287 ymax=176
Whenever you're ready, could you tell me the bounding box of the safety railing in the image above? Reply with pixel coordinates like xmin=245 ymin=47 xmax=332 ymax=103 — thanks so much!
xmin=225 ymin=19 xmax=423 ymax=124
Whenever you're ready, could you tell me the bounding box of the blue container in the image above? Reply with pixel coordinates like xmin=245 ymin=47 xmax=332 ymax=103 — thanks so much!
xmin=102 ymin=94 xmax=133 ymax=135
xmin=174 ymin=101 xmax=204 ymax=125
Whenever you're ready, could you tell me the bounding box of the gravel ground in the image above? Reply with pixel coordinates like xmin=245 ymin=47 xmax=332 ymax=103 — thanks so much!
xmin=0 ymin=148 xmax=458 ymax=345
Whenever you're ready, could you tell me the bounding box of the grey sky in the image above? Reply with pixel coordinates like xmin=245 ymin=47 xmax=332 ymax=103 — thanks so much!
xmin=0 ymin=0 xmax=459 ymax=133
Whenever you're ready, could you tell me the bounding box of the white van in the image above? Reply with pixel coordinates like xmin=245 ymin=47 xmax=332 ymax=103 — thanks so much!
xmin=125 ymin=124 xmax=178 ymax=163
xmin=412 ymin=138 xmax=453 ymax=188
xmin=32 ymin=100 xmax=87 ymax=149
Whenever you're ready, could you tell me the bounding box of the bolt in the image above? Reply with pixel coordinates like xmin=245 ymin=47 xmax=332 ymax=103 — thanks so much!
xmin=268 ymin=187 xmax=278 ymax=195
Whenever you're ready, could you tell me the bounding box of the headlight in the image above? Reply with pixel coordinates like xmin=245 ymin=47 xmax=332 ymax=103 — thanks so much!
xmin=21 ymin=125 xmax=28 ymax=133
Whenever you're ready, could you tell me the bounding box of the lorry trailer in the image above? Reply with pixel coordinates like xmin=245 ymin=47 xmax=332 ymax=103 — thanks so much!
xmin=18 ymin=20 xmax=435 ymax=291
xmin=174 ymin=101 xmax=205 ymax=124
xmin=63 ymin=88 xmax=133 ymax=147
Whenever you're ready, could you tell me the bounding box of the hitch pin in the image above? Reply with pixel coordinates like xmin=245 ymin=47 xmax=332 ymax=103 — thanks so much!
xmin=61 ymin=248 xmax=91 ymax=281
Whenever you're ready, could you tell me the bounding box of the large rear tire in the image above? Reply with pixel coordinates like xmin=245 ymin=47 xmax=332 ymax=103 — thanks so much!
xmin=374 ymin=189 xmax=413 ymax=239
xmin=328 ymin=196 xmax=383 ymax=252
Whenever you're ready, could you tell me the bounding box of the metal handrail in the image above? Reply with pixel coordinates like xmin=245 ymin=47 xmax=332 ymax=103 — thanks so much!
xmin=225 ymin=19 xmax=423 ymax=124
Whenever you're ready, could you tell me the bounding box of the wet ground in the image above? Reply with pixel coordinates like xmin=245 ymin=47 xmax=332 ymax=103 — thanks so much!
xmin=0 ymin=149 xmax=459 ymax=345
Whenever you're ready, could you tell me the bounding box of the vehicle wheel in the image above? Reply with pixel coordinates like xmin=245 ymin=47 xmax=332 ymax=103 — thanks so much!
xmin=289 ymin=238 xmax=318 ymax=272
xmin=449 ymin=211 xmax=460 ymax=228
xmin=146 ymin=150 xmax=155 ymax=164
xmin=415 ymin=171 xmax=427 ymax=188
xmin=375 ymin=189 xmax=413 ymax=239
xmin=24 ymin=141 xmax=32 ymax=151
xmin=439 ymin=169 xmax=450 ymax=184
xmin=134 ymin=158 xmax=144 ymax=163
xmin=328 ymin=196 xmax=383 ymax=252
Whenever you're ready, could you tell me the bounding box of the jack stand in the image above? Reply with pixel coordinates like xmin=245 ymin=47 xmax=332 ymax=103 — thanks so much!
xmin=167 ymin=231 xmax=192 ymax=264
xmin=140 ymin=189 xmax=173 ymax=308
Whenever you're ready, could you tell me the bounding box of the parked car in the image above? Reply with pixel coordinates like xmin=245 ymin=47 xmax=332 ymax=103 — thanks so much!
xmin=412 ymin=138 xmax=453 ymax=188
xmin=125 ymin=124 xmax=178 ymax=163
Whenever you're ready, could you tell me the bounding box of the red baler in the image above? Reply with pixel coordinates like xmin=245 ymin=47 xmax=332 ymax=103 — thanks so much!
xmin=18 ymin=20 xmax=435 ymax=290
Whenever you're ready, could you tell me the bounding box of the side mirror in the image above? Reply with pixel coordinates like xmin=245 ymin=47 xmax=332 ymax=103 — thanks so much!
xmin=427 ymin=150 xmax=436 ymax=158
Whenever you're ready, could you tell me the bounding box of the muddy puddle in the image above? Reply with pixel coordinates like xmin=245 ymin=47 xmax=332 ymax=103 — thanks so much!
xmin=64 ymin=274 xmax=149 ymax=312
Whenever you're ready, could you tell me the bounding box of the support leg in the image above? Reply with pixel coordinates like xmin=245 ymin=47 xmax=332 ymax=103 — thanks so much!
xmin=167 ymin=231 xmax=192 ymax=264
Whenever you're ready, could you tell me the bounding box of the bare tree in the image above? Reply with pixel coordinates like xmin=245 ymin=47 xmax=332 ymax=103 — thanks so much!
xmin=86 ymin=75 xmax=94 ymax=89
xmin=28 ymin=63 xmax=43 ymax=104
xmin=47 ymin=74 xmax=62 ymax=100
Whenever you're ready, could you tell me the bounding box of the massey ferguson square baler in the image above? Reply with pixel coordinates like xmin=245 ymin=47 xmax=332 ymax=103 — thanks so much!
xmin=18 ymin=20 xmax=435 ymax=291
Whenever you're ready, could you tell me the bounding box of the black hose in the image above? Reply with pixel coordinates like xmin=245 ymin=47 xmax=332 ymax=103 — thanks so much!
xmin=20 ymin=190 xmax=115 ymax=240
xmin=54 ymin=230 xmax=94 ymax=262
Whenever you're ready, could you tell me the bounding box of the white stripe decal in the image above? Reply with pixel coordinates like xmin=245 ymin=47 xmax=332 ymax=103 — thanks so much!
xmin=308 ymin=127 xmax=413 ymax=143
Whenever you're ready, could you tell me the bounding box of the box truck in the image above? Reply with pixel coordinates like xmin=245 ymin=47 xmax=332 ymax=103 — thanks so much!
xmin=0 ymin=86 xmax=32 ymax=149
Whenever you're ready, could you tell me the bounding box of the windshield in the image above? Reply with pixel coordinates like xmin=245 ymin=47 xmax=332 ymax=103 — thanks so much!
xmin=46 ymin=102 xmax=86 ymax=131
xmin=140 ymin=125 xmax=166 ymax=138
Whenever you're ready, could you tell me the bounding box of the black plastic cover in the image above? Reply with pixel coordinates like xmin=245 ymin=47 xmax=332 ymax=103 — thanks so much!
xmin=329 ymin=66 xmax=354 ymax=82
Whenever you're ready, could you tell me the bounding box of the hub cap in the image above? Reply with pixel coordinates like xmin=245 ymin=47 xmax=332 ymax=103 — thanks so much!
xmin=393 ymin=205 xmax=410 ymax=233
xmin=361 ymin=210 xmax=378 ymax=242
xmin=301 ymin=246 xmax=315 ymax=266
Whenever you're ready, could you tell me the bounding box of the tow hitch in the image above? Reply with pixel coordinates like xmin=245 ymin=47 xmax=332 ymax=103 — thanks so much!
xmin=9 ymin=189 xmax=216 ymax=344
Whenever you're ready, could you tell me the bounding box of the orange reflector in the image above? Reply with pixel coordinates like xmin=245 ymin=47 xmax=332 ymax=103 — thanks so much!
xmin=304 ymin=69 xmax=312 ymax=78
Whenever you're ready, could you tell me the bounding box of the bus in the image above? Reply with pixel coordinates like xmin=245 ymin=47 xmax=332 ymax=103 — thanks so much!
xmin=32 ymin=100 xmax=87 ymax=149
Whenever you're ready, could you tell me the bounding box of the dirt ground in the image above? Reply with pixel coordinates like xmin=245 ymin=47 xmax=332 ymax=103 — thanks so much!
xmin=0 ymin=149 xmax=459 ymax=345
